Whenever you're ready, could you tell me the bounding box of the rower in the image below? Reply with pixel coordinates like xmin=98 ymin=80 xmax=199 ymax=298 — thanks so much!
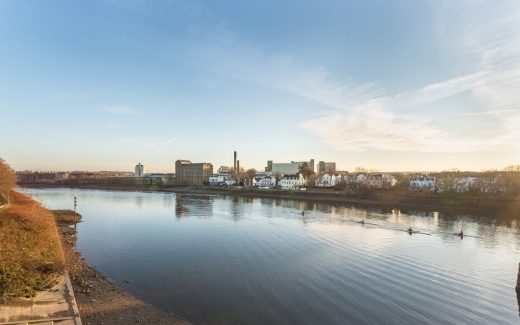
xmin=301 ymin=211 xmax=305 ymax=216
xmin=360 ymin=220 xmax=365 ymax=225
xmin=458 ymin=230 xmax=464 ymax=237
xmin=408 ymin=227 xmax=413 ymax=232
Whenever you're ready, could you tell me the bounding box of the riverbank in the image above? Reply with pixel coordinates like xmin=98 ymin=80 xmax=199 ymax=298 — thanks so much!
xmin=22 ymin=183 xmax=520 ymax=214
xmin=57 ymin=220 xmax=190 ymax=324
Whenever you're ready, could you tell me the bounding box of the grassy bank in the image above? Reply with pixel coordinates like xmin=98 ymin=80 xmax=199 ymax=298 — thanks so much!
xmin=0 ymin=191 xmax=64 ymax=303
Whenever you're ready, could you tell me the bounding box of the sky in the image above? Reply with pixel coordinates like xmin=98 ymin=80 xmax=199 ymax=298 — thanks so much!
xmin=0 ymin=0 xmax=519 ymax=173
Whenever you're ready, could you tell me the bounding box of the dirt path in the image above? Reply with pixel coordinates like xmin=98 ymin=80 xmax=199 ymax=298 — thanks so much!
xmin=58 ymin=224 xmax=191 ymax=325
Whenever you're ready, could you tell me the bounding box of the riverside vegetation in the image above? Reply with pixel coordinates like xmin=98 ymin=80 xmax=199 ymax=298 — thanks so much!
xmin=0 ymin=158 xmax=64 ymax=302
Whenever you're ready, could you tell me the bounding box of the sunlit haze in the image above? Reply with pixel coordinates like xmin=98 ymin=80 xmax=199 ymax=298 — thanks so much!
xmin=1 ymin=0 xmax=519 ymax=172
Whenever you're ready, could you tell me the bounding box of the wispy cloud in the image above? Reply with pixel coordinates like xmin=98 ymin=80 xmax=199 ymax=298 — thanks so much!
xmin=106 ymin=106 xmax=139 ymax=115
xmin=132 ymin=0 xmax=519 ymax=154
xmin=300 ymin=108 xmax=520 ymax=153
xmin=454 ymin=108 xmax=520 ymax=118
xmin=299 ymin=0 xmax=520 ymax=153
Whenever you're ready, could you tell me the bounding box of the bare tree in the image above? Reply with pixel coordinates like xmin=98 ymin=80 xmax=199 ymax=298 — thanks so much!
xmin=307 ymin=174 xmax=317 ymax=188
xmin=246 ymin=168 xmax=257 ymax=179
xmin=504 ymin=165 xmax=520 ymax=172
xmin=298 ymin=162 xmax=314 ymax=178
xmin=354 ymin=166 xmax=380 ymax=174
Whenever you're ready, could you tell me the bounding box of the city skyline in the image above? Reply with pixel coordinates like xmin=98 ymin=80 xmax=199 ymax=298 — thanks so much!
xmin=1 ymin=0 xmax=519 ymax=172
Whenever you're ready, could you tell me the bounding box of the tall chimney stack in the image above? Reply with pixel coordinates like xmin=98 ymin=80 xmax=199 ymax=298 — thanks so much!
xmin=234 ymin=151 xmax=237 ymax=173
xmin=237 ymin=160 xmax=240 ymax=173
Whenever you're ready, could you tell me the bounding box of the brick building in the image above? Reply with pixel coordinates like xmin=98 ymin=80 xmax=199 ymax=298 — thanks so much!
xmin=175 ymin=160 xmax=213 ymax=186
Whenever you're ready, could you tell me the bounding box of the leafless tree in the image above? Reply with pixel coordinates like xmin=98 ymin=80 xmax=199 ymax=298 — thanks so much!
xmin=298 ymin=162 xmax=314 ymax=178
xmin=504 ymin=165 xmax=520 ymax=172
xmin=246 ymin=168 xmax=256 ymax=179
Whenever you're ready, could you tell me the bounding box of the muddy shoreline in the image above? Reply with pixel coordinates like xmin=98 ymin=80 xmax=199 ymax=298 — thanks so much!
xmin=58 ymin=222 xmax=190 ymax=325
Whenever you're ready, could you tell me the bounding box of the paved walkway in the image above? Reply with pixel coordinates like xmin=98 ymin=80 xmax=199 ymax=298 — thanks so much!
xmin=0 ymin=272 xmax=81 ymax=325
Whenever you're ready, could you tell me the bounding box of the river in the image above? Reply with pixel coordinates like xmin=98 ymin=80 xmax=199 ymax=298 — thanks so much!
xmin=24 ymin=188 xmax=520 ymax=324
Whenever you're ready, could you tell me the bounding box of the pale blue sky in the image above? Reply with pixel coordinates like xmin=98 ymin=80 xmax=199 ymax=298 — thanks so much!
xmin=1 ymin=0 xmax=519 ymax=172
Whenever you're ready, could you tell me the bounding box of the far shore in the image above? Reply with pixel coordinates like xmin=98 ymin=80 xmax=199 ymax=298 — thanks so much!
xmin=21 ymin=183 xmax=520 ymax=217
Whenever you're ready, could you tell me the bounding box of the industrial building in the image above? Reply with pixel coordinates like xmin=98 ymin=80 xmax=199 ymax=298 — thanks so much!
xmin=135 ymin=162 xmax=145 ymax=177
xmin=175 ymin=160 xmax=213 ymax=186
xmin=318 ymin=161 xmax=336 ymax=175
xmin=266 ymin=159 xmax=315 ymax=175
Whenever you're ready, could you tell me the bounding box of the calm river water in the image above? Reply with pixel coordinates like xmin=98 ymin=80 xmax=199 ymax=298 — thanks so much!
xmin=24 ymin=188 xmax=520 ymax=324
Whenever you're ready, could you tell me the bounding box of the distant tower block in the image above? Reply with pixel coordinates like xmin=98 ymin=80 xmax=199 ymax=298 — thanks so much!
xmin=266 ymin=160 xmax=273 ymax=172
xmin=135 ymin=162 xmax=145 ymax=177
xmin=234 ymin=151 xmax=237 ymax=173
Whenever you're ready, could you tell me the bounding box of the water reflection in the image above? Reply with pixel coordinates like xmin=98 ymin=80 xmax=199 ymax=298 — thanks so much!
xmin=174 ymin=194 xmax=214 ymax=219
xmin=135 ymin=195 xmax=144 ymax=208
xmin=181 ymin=193 xmax=520 ymax=245
xmin=159 ymin=191 xmax=520 ymax=251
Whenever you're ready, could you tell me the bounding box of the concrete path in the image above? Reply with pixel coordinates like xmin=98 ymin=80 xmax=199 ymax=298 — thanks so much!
xmin=0 ymin=272 xmax=81 ymax=325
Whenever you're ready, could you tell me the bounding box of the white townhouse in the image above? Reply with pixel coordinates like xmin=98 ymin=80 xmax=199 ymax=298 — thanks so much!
xmin=209 ymin=176 xmax=226 ymax=186
xmin=315 ymin=174 xmax=341 ymax=188
xmin=409 ymin=175 xmax=436 ymax=191
xmin=356 ymin=174 xmax=367 ymax=184
xmin=454 ymin=177 xmax=478 ymax=192
xmin=225 ymin=178 xmax=236 ymax=186
xmin=258 ymin=176 xmax=277 ymax=188
xmin=280 ymin=174 xmax=307 ymax=190
xmin=365 ymin=174 xmax=396 ymax=189
xmin=365 ymin=174 xmax=383 ymax=189
xmin=251 ymin=177 xmax=261 ymax=187
xmin=345 ymin=173 xmax=366 ymax=189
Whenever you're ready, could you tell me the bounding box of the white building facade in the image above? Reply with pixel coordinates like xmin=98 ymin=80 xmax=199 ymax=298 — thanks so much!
xmin=209 ymin=176 xmax=226 ymax=186
xmin=409 ymin=175 xmax=436 ymax=191
xmin=365 ymin=174 xmax=396 ymax=189
xmin=258 ymin=176 xmax=277 ymax=188
xmin=225 ymin=179 xmax=236 ymax=186
xmin=315 ymin=174 xmax=341 ymax=187
xmin=280 ymin=174 xmax=307 ymax=190
xmin=454 ymin=177 xmax=478 ymax=192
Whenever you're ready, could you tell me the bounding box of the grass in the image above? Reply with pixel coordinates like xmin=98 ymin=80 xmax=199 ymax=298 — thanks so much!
xmin=0 ymin=191 xmax=64 ymax=303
